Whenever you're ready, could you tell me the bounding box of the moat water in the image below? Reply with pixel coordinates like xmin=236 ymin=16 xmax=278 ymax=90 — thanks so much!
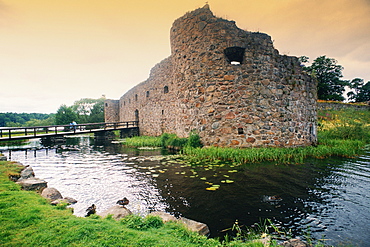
xmin=1 ymin=136 xmax=369 ymax=246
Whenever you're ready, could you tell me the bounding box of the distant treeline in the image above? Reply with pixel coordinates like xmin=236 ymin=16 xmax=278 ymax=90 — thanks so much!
xmin=0 ymin=113 xmax=54 ymax=127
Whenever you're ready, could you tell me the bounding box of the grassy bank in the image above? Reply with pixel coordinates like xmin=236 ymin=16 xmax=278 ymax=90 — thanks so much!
xmin=122 ymin=108 xmax=370 ymax=165
xmin=0 ymin=160 xmax=270 ymax=247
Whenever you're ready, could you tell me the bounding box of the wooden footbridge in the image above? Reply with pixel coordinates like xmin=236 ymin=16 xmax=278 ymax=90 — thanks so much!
xmin=0 ymin=121 xmax=139 ymax=142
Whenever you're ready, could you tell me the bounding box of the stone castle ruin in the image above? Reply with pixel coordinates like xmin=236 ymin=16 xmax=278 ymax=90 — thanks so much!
xmin=105 ymin=5 xmax=317 ymax=147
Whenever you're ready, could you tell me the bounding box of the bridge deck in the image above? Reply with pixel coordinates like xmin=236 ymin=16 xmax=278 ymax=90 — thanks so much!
xmin=0 ymin=121 xmax=138 ymax=142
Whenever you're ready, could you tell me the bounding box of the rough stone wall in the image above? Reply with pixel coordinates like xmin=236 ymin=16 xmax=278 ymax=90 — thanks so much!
xmin=318 ymin=102 xmax=370 ymax=111
xmin=105 ymin=5 xmax=317 ymax=147
xmin=104 ymin=99 xmax=120 ymax=123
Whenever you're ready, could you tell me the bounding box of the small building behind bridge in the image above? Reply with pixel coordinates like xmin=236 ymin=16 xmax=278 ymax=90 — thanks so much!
xmin=105 ymin=4 xmax=317 ymax=148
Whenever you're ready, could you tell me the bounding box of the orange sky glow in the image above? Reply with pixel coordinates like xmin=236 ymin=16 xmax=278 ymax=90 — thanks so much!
xmin=1 ymin=0 xmax=369 ymax=113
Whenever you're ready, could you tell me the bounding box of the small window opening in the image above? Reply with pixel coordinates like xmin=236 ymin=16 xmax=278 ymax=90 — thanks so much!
xmin=105 ymin=103 xmax=108 ymax=107
xmin=164 ymin=86 xmax=169 ymax=94
xmin=134 ymin=109 xmax=139 ymax=122
xmin=123 ymin=101 xmax=126 ymax=106
xmin=224 ymin=46 xmax=245 ymax=65
xmin=129 ymin=99 xmax=131 ymax=103
xmin=146 ymin=91 xmax=150 ymax=97
xmin=238 ymin=127 xmax=244 ymax=134
xmin=162 ymin=110 xmax=164 ymax=115
xmin=135 ymin=94 xmax=138 ymax=101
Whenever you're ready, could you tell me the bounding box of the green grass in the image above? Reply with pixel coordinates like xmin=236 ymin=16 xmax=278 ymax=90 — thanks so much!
xmin=122 ymin=132 xmax=202 ymax=149
xmin=0 ymin=161 xmax=267 ymax=247
xmin=122 ymin=135 xmax=163 ymax=147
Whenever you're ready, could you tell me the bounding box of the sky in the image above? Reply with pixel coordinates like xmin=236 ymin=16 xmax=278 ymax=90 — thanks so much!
xmin=1 ymin=0 xmax=369 ymax=113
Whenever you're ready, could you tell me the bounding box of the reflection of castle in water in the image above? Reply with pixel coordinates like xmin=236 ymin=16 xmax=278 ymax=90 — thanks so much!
xmin=105 ymin=4 xmax=317 ymax=148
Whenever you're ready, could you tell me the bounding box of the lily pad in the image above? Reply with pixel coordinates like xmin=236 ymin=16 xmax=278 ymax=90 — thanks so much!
xmin=206 ymin=187 xmax=218 ymax=191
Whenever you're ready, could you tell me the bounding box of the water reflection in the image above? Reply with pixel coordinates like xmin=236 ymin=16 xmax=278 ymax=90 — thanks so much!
xmin=2 ymin=136 xmax=369 ymax=246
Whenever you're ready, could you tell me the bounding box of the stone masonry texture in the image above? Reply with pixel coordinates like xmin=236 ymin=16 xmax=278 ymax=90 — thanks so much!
xmin=105 ymin=5 xmax=317 ymax=148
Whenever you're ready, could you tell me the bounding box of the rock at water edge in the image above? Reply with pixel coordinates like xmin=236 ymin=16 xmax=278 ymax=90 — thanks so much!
xmin=41 ymin=187 xmax=63 ymax=201
xmin=97 ymin=205 xmax=132 ymax=220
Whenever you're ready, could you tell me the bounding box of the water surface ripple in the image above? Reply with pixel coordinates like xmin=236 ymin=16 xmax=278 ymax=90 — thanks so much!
xmin=2 ymin=138 xmax=370 ymax=246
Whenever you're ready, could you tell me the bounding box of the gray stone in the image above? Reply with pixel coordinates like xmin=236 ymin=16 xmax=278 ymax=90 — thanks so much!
xmin=41 ymin=187 xmax=63 ymax=201
xmin=19 ymin=166 xmax=35 ymax=180
xmin=63 ymin=197 xmax=78 ymax=204
xmin=280 ymin=239 xmax=308 ymax=247
xmin=16 ymin=178 xmax=47 ymax=191
xmin=50 ymin=199 xmax=68 ymax=205
xmin=179 ymin=217 xmax=210 ymax=236
xmin=97 ymin=205 xmax=132 ymax=220
xmin=50 ymin=197 xmax=77 ymax=205
xmin=149 ymin=211 xmax=210 ymax=236
xmin=149 ymin=211 xmax=177 ymax=222
xmin=0 ymin=155 xmax=7 ymax=161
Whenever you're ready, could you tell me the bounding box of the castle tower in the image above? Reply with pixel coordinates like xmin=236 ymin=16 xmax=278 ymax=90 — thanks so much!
xmin=105 ymin=5 xmax=317 ymax=147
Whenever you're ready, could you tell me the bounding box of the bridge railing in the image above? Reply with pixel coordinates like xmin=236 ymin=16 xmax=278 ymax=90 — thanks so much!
xmin=0 ymin=121 xmax=139 ymax=140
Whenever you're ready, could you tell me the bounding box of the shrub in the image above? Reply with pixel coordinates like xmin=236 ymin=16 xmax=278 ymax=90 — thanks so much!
xmin=186 ymin=132 xmax=203 ymax=148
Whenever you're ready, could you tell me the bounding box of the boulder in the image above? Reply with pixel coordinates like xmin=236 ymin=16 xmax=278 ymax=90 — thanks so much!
xmin=41 ymin=187 xmax=63 ymax=201
xmin=280 ymin=239 xmax=308 ymax=247
xmin=149 ymin=211 xmax=177 ymax=222
xmin=16 ymin=178 xmax=47 ymax=192
xmin=63 ymin=197 xmax=78 ymax=204
xmin=0 ymin=155 xmax=7 ymax=161
xmin=18 ymin=166 xmax=35 ymax=180
xmin=50 ymin=197 xmax=77 ymax=206
xmin=98 ymin=205 xmax=132 ymax=220
xmin=149 ymin=211 xmax=210 ymax=236
xmin=179 ymin=217 xmax=210 ymax=236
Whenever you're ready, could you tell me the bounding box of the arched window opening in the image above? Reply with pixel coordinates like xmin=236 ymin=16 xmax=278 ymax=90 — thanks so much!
xmin=129 ymin=99 xmax=131 ymax=103
xmin=123 ymin=101 xmax=126 ymax=106
xmin=105 ymin=103 xmax=108 ymax=107
xmin=224 ymin=46 xmax=245 ymax=65
xmin=146 ymin=91 xmax=150 ymax=97
xmin=135 ymin=94 xmax=138 ymax=101
xmin=164 ymin=86 xmax=169 ymax=94
xmin=238 ymin=127 xmax=244 ymax=134
xmin=162 ymin=110 xmax=164 ymax=115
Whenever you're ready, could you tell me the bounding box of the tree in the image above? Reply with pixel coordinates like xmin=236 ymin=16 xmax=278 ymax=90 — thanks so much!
xmin=347 ymin=78 xmax=370 ymax=102
xmin=55 ymin=105 xmax=77 ymax=125
xmin=302 ymin=55 xmax=348 ymax=101
xmin=88 ymin=100 xmax=105 ymax=123
xmin=71 ymin=97 xmax=105 ymax=123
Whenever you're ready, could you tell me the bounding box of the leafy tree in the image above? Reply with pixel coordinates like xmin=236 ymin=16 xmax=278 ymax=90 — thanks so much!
xmin=25 ymin=116 xmax=55 ymax=127
xmin=301 ymin=55 xmax=348 ymax=101
xmin=55 ymin=105 xmax=77 ymax=125
xmin=88 ymin=100 xmax=105 ymax=123
xmin=0 ymin=113 xmax=53 ymax=127
xmin=70 ymin=97 xmax=105 ymax=123
xmin=347 ymin=78 xmax=370 ymax=102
